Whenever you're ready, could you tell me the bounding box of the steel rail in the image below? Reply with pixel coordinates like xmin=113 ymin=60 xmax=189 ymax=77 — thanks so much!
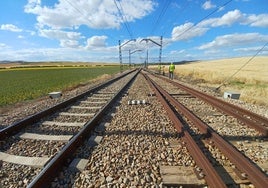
xmin=157 ymin=75 xmax=268 ymax=136
xmin=27 ymin=69 xmax=140 ymax=188
xmin=148 ymin=73 xmax=268 ymax=188
xmin=0 ymin=69 xmax=137 ymax=140
xmin=143 ymin=72 xmax=227 ymax=188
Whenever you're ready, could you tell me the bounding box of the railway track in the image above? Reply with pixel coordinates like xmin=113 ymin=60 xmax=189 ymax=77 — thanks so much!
xmin=145 ymin=72 xmax=268 ymax=187
xmin=0 ymin=69 xmax=139 ymax=187
xmin=153 ymin=73 xmax=268 ymax=136
xmin=149 ymin=72 xmax=268 ymax=173
xmin=0 ymin=69 xmax=267 ymax=187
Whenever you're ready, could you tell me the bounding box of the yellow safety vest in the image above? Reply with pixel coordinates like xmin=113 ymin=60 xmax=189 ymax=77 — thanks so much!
xmin=169 ymin=64 xmax=175 ymax=72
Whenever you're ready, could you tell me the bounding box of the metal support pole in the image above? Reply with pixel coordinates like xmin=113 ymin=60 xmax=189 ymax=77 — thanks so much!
xmin=146 ymin=49 xmax=149 ymax=68
xmin=140 ymin=37 xmax=162 ymax=69
xmin=129 ymin=50 xmax=131 ymax=67
xmin=119 ymin=40 xmax=122 ymax=73
xmin=129 ymin=49 xmax=142 ymax=69
xmin=118 ymin=39 xmax=136 ymax=72
xmin=159 ymin=36 xmax=163 ymax=64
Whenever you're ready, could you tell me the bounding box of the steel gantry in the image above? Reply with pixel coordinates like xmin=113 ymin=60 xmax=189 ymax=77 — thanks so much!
xmin=140 ymin=36 xmax=163 ymax=68
xmin=129 ymin=49 xmax=143 ymax=67
xmin=118 ymin=39 xmax=136 ymax=72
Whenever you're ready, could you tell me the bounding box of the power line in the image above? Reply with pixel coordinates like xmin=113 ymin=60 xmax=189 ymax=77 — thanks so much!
xmin=161 ymin=0 xmax=190 ymax=36
xmin=149 ymin=0 xmax=233 ymax=58
xmin=174 ymin=0 xmax=233 ymax=40
xmin=118 ymin=0 xmax=134 ymax=39
xmin=63 ymin=0 xmax=117 ymax=40
xmin=216 ymin=42 xmax=268 ymax=90
xmin=114 ymin=0 xmax=134 ymax=39
xmin=150 ymin=0 xmax=171 ymax=36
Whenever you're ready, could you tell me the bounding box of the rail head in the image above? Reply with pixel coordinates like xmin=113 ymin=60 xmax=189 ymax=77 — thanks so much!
xmin=27 ymin=69 xmax=140 ymax=188
xmin=146 ymin=71 xmax=268 ymax=188
xmin=142 ymin=72 xmax=227 ymax=188
xmin=153 ymin=72 xmax=268 ymax=136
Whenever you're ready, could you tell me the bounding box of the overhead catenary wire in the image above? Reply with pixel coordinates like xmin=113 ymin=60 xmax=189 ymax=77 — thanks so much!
xmin=149 ymin=0 xmax=233 ymax=63
xmin=150 ymin=0 xmax=171 ymax=36
xmin=114 ymin=0 xmax=134 ymax=39
xmin=174 ymin=0 xmax=233 ymax=41
xmin=215 ymin=42 xmax=268 ymax=90
xmin=156 ymin=0 xmax=190 ymax=62
xmin=118 ymin=0 xmax=134 ymax=39
xmin=63 ymin=0 xmax=117 ymax=41
xmin=160 ymin=0 xmax=190 ymax=37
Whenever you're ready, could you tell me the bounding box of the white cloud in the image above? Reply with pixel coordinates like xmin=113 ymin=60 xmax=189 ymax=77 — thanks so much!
xmin=202 ymin=1 xmax=216 ymax=10
xmin=24 ymin=0 xmax=41 ymax=13
xmin=85 ymin=36 xmax=108 ymax=49
xmin=199 ymin=9 xmax=245 ymax=27
xmin=23 ymin=0 xmax=156 ymax=52
xmin=212 ymin=9 xmax=244 ymax=26
xmin=198 ymin=33 xmax=268 ymax=50
xmin=39 ymin=29 xmax=81 ymax=40
xmin=27 ymin=30 xmax=36 ymax=36
xmin=116 ymin=0 xmax=156 ymax=21
xmin=0 ymin=24 xmax=23 ymax=32
xmin=0 ymin=47 xmax=120 ymax=62
xmin=0 ymin=43 xmax=8 ymax=48
xmin=233 ymin=45 xmax=268 ymax=56
xmin=199 ymin=9 xmax=268 ymax=28
xmin=39 ymin=29 xmax=82 ymax=48
xmin=59 ymin=40 xmax=80 ymax=48
xmin=234 ymin=46 xmax=268 ymax=52
xmin=172 ymin=22 xmax=208 ymax=41
xmin=245 ymin=14 xmax=268 ymax=27
xmin=24 ymin=0 xmax=156 ymax=30
xmin=171 ymin=10 xmax=245 ymax=41
xmin=170 ymin=49 xmax=185 ymax=55
xmin=0 ymin=47 xmax=78 ymax=61
xmin=18 ymin=35 xmax=25 ymax=39
xmin=171 ymin=10 xmax=268 ymax=42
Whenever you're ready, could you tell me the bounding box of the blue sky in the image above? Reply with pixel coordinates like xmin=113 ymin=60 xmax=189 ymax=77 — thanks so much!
xmin=0 ymin=0 xmax=267 ymax=63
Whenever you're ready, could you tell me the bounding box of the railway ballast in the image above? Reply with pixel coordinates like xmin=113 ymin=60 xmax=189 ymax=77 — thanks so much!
xmin=0 ymin=69 xmax=267 ymax=187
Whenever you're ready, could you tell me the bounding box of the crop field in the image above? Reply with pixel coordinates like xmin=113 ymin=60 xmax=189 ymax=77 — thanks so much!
xmin=173 ymin=56 xmax=268 ymax=83
xmin=151 ymin=56 xmax=268 ymax=106
xmin=0 ymin=65 xmax=121 ymax=107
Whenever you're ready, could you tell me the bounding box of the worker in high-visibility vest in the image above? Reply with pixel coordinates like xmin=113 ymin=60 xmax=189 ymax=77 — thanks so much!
xmin=169 ymin=62 xmax=175 ymax=80
xmin=158 ymin=64 xmax=162 ymax=74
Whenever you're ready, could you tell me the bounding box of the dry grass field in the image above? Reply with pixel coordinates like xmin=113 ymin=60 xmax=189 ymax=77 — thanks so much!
xmin=154 ymin=56 xmax=268 ymax=107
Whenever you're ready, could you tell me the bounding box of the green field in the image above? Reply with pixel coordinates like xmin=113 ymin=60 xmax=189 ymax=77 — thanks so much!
xmin=0 ymin=66 xmax=121 ymax=107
